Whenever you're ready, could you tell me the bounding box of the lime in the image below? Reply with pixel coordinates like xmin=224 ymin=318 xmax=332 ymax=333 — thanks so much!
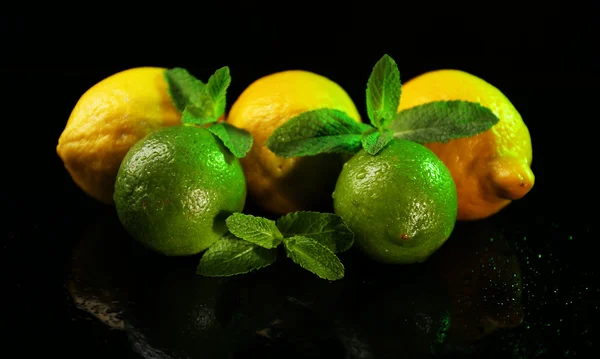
xmin=114 ymin=125 xmax=246 ymax=256
xmin=333 ymin=139 xmax=457 ymax=264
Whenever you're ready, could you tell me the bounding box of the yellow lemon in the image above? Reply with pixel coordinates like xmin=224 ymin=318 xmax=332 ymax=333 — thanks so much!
xmin=398 ymin=70 xmax=534 ymax=220
xmin=57 ymin=67 xmax=181 ymax=204
xmin=227 ymin=70 xmax=361 ymax=214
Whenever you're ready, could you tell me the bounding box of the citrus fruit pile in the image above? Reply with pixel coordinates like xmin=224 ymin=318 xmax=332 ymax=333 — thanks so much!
xmin=57 ymin=54 xmax=534 ymax=275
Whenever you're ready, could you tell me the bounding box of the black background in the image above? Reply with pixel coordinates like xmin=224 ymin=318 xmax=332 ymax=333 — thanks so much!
xmin=2 ymin=2 xmax=599 ymax=357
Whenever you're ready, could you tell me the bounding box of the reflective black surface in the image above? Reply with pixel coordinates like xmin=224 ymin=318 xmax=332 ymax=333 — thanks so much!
xmin=3 ymin=4 xmax=598 ymax=358
xmin=4 ymin=188 xmax=598 ymax=358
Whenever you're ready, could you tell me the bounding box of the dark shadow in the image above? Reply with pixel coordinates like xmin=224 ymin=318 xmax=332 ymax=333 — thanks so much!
xmin=270 ymin=153 xmax=345 ymax=213
xmin=211 ymin=131 xmax=236 ymax=166
xmin=212 ymin=209 xmax=234 ymax=236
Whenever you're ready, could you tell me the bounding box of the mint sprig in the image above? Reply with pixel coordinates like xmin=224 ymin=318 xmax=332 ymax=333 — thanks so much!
xmin=197 ymin=211 xmax=354 ymax=281
xmin=361 ymin=127 xmax=394 ymax=155
xmin=265 ymin=54 xmax=500 ymax=157
xmin=276 ymin=211 xmax=354 ymax=253
xmin=181 ymin=105 xmax=214 ymax=126
xmin=164 ymin=68 xmax=206 ymax=111
xmin=197 ymin=233 xmax=277 ymax=277
xmin=164 ymin=67 xmax=253 ymax=158
xmin=205 ymin=66 xmax=231 ymax=120
xmin=388 ymin=100 xmax=499 ymax=143
xmin=226 ymin=213 xmax=283 ymax=249
xmin=265 ymin=108 xmax=371 ymax=158
xmin=207 ymin=123 xmax=253 ymax=158
xmin=366 ymin=54 xmax=401 ymax=129
xmin=283 ymin=236 xmax=344 ymax=281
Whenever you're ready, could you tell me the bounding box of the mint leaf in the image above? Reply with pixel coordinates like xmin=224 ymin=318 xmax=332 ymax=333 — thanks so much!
xmin=283 ymin=236 xmax=344 ymax=281
xmin=164 ymin=68 xmax=205 ymax=112
xmin=205 ymin=66 xmax=231 ymax=119
xmin=197 ymin=234 xmax=277 ymax=277
xmin=181 ymin=105 xmax=218 ymax=125
xmin=276 ymin=212 xmax=354 ymax=253
xmin=389 ymin=100 xmax=500 ymax=143
xmin=361 ymin=128 xmax=394 ymax=155
xmin=366 ymin=54 xmax=401 ymax=129
xmin=208 ymin=122 xmax=253 ymax=158
xmin=265 ymin=108 xmax=372 ymax=158
xmin=226 ymin=213 xmax=283 ymax=249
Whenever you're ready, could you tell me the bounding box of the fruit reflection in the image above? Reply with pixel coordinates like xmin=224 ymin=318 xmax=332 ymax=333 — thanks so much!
xmin=67 ymin=212 xmax=350 ymax=358
xmin=225 ymin=260 xmax=347 ymax=358
xmin=68 ymin=207 xmax=525 ymax=357
xmin=337 ymin=253 xmax=452 ymax=357
xmin=433 ymin=218 xmax=524 ymax=342
xmin=125 ymin=258 xmax=238 ymax=359
xmin=67 ymin=208 xmax=136 ymax=329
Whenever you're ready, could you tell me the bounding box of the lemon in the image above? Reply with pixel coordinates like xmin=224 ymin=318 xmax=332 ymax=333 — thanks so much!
xmin=399 ymin=70 xmax=534 ymax=220
xmin=114 ymin=125 xmax=246 ymax=256
xmin=57 ymin=67 xmax=181 ymax=204
xmin=227 ymin=70 xmax=361 ymax=214
xmin=333 ymin=139 xmax=458 ymax=264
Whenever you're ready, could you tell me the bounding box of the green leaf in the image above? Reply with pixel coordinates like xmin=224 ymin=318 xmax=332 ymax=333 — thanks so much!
xmin=283 ymin=236 xmax=345 ymax=281
xmin=181 ymin=105 xmax=218 ymax=125
xmin=197 ymin=234 xmax=277 ymax=277
xmin=164 ymin=68 xmax=205 ymax=112
xmin=276 ymin=211 xmax=354 ymax=253
xmin=389 ymin=100 xmax=500 ymax=143
xmin=366 ymin=54 xmax=401 ymax=129
xmin=205 ymin=66 xmax=231 ymax=119
xmin=361 ymin=128 xmax=394 ymax=155
xmin=208 ymin=122 xmax=253 ymax=158
xmin=265 ymin=108 xmax=372 ymax=158
xmin=225 ymin=213 xmax=283 ymax=249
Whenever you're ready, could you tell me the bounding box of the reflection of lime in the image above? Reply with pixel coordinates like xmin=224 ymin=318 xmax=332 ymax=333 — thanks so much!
xmin=347 ymin=269 xmax=451 ymax=355
xmin=114 ymin=125 xmax=246 ymax=256
xmin=126 ymin=265 xmax=236 ymax=358
xmin=333 ymin=139 xmax=458 ymax=264
xmin=223 ymin=264 xmax=346 ymax=357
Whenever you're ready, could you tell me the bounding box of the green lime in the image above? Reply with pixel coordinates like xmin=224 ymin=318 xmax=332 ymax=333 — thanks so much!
xmin=114 ymin=125 xmax=246 ymax=256
xmin=333 ymin=139 xmax=457 ymax=264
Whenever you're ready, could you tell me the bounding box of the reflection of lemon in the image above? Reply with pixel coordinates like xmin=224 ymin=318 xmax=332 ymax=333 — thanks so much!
xmin=333 ymin=139 xmax=458 ymax=264
xmin=398 ymin=70 xmax=534 ymax=220
xmin=227 ymin=70 xmax=361 ymax=214
xmin=56 ymin=67 xmax=181 ymax=204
